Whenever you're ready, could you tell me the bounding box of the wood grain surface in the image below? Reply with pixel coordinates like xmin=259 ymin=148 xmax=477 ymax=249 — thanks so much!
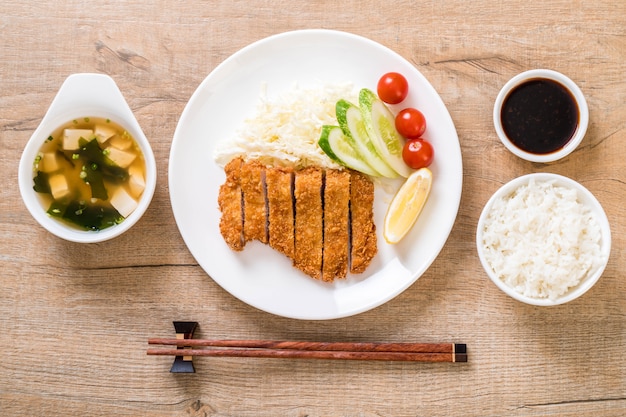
xmin=1 ymin=0 xmax=625 ymax=416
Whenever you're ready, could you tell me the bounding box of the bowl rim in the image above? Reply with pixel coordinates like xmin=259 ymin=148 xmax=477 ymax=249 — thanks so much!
xmin=476 ymin=172 xmax=611 ymax=306
xmin=18 ymin=73 xmax=157 ymax=243
xmin=493 ymin=69 xmax=589 ymax=163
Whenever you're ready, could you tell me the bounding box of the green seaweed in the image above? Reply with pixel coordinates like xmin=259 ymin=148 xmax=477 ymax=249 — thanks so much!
xmin=33 ymin=171 xmax=51 ymax=194
xmin=48 ymin=199 xmax=122 ymax=231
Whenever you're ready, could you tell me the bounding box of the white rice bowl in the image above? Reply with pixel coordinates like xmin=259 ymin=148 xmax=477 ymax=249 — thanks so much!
xmin=476 ymin=173 xmax=611 ymax=306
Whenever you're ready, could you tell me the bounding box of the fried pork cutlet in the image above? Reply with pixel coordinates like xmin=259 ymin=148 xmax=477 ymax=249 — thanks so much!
xmin=349 ymin=170 xmax=377 ymax=273
xmin=322 ymin=169 xmax=351 ymax=281
xmin=240 ymin=159 xmax=268 ymax=244
xmin=217 ymin=158 xmax=378 ymax=281
xmin=266 ymin=166 xmax=295 ymax=259
xmin=293 ymin=167 xmax=324 ymax=280
xmin=217 ymin=157 xmax=244 ymax=251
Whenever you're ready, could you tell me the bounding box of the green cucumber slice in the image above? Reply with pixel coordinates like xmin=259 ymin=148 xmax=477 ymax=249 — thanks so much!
xmin=335 ymin=99 xmax=398 ymax=178
xmin=359 ymin=88 xmax=412 ymax=178
xmin=318 ymin=125 xmax=379 ymax=176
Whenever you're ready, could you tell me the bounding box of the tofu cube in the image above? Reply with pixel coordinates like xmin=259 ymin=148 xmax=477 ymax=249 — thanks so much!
xmin=128 ymin=165 xmax=146 ymax=198
xmin=63 ymin=129 xmax=93 ymax=150
xmin=108 ymin=133 xmax=132 ymax=150
xmin=105 ymin=147 xmax=136 ymax=168
xmin=40 ymin=152 xmax=60 ymax=173
xmin=110 ymin=187 xmax=138 ymax=218
xmin=94 ymin=124 xmax=117 ymax=144
xmin=48 ymin=174 xmax=70 ymax=200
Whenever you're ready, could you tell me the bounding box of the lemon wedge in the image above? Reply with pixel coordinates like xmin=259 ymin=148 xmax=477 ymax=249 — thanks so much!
xmin=383 ymin=167 xmax=433 ymax=244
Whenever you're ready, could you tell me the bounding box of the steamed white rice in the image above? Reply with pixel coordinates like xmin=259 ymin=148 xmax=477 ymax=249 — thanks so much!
xmin=480 ymin=178 xmax=605 ymax=300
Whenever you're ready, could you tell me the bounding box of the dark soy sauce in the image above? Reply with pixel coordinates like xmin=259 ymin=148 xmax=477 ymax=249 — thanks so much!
xmin=501 ymin=78 xmax=579 ymax=154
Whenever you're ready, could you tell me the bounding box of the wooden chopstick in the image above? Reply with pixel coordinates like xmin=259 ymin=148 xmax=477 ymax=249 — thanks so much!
xmin=149 ymin=338 xmax=460 ymax=353
xmin=147 ymin=339 xmax=467 ymax=363
xmin=147 ymin=348 xmax=465 ymax=362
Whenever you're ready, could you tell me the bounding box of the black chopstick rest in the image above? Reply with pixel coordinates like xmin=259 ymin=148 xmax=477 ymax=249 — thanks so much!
xmin=170 ymin=321 xmax=198 ymax=373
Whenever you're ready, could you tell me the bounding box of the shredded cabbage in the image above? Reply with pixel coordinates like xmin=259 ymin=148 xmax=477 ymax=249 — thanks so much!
xmin=213 ymin=82 xmax=357 ymax=169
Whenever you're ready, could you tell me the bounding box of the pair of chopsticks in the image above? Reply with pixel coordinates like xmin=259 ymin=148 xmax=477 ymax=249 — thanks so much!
xmin=147 ymin=338 xmax=467 ymax=363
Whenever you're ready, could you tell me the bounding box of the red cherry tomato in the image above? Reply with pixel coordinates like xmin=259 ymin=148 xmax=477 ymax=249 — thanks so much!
xmin=402 ymin=138 xmax=434 ymax=169
xmin=377 ymin=72 xmax=409 ymax=104
xmin=395 ymin=108 xmax=427 ymax=139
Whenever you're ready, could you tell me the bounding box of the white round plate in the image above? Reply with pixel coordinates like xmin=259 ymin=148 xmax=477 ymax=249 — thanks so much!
xmin=169 ymin=29 xmax=463 ymax=320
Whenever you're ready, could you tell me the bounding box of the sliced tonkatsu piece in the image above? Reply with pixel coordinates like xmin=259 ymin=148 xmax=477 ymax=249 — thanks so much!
xmin=293 ymin=167 xmax=324 ymax=280
xmin=217 ymin=157 xmax=244 ymax=251
xmin=322 ymin=169 xmax=351 ymax=281
xmin=217 ymin=159 xmax=378 ymax=280
xmin=266 ymin=166 xmax=295 ymax=259
xmin=349 ymin=170 xmax=377 ymax=274
xmin=240 ymin=159 xmax=268 ymax=243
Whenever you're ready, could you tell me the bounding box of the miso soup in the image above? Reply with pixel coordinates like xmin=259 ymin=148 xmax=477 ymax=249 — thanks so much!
xmin=32 ymin=117 xmax=146 ymax=231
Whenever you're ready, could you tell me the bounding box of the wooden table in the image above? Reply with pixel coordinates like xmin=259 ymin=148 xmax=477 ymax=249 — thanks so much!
xmin=2 ymin=1 xmax=624 ymax=415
